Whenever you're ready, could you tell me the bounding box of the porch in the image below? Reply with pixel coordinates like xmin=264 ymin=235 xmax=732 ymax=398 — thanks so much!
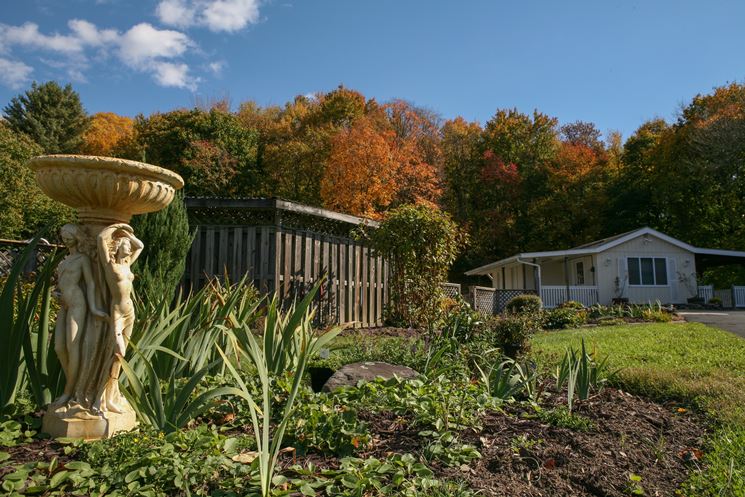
xmin=697 ymin=285 xmax=745 ymax=308
xmin=471 ymin=285 xmax=599 ymax=314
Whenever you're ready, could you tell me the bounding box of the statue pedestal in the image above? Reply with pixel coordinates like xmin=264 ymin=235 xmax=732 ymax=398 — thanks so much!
xmin=28 ymin=154 xmax=184 ymax=441
xmin=42 ymin=408 xmax=137 ymax=440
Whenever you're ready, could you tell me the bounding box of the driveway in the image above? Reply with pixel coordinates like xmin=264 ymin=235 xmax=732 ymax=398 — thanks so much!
xmin=677 ymin=310 xmax=745 ymax=339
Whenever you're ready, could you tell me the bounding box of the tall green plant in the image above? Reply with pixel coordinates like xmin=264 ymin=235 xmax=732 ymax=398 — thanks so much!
xmin=128 ymin=275 xmax=262 ymax=380
xmin=221 ymin=279 xmax=342 ymax=497
xmin=361 ymin=204 xmax=465 ymax=327
xmin=555 ymin=339 xmax=614 ymax=412
xmin=0 ymin=235 xmax=48 ymax=414
xmin=120 ymin=349 xmax=243 ymax=434
xmin=130 ymin=190 xmax=194 ymax=305
xmin=22 ymin=250 xmax=65 ymax=408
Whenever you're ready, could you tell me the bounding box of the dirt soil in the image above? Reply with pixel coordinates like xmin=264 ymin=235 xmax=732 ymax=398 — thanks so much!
xmin=442 ymin=388 xmax=705 ymax=497
xmin=3 ymin=388 xmax=707 ymax=496
xmin=282 ymin=387 xmax=705 ymax=496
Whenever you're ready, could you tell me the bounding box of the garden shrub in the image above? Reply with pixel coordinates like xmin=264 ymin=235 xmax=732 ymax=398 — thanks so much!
xmin=360 ymin=204 xmax=465 ymax=327
xmin=130 ymin=191 xmax=194 ymax=304
xmin=558 ymin=300 xmax=585 ymax=310
xmin=439 ymin=296 xmax=482 ymax=343
xmin=641 ymin=308 xmax=672 ymax=322
xmin=504 ymin=294 xmax=542 ymax=315
xmin=480 ymin=314 xmax=541 ymax=357
xmin=542 ymin=307 xmax=588 ymax=330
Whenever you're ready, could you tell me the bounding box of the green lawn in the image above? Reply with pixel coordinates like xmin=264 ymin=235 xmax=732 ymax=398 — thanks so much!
xmin=532 ymin=322 xmax=745 ymax=497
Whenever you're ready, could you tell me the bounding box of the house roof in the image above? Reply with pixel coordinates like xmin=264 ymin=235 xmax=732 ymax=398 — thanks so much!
xmin=465 ymin=227 xmax=745 ymax=276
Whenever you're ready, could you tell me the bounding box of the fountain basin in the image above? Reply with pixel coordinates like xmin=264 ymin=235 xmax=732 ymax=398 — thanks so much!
xmin=28 ymin=155 xmax=184 ymax=224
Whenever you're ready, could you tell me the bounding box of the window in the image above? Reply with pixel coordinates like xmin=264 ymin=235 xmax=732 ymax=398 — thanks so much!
xmin=627 ymin=257 xmax=668 ymax=286
xmin=575 ymin=261 xmax=585 ymax=285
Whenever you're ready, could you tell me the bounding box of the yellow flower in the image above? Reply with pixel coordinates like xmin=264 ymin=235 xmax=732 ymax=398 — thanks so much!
xmin=676 ymin=407 xmax=687 ymax=413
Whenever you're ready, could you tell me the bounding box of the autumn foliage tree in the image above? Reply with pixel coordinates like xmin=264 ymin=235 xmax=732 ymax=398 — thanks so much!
xmin=321 ymin=117 xmax=397 ymax=217
xmin=80 ymin=112 xmax=134 ymax=156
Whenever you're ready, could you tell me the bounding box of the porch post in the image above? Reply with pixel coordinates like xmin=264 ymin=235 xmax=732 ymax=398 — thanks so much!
xmin=534 ymin=258 xmax=542 ymax=308
xmin=564 ymin=256 xmax=571 ymax=303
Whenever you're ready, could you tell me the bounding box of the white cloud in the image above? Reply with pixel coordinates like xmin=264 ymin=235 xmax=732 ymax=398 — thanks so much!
xmin=0 ymin=57 xmax=32 ymax=88
xmin=153 ymin=61 xmax=198 ymax=90
xmin=67 ymin=19 xmax=118 ymax=46
xmin=208 ymin=60 xmax=225 ymax=75
xmin=0 ymin=8 xmax=262 ymax=91
xmin=117 ymin=23 xmax=192 ymax=67
xmin=0 ymin=22 xmax=85 ymax=54
xmin=156 ymin=0 xmax=260 ymax=32
xmin=156 ymin=0 xmax=197 ymax=29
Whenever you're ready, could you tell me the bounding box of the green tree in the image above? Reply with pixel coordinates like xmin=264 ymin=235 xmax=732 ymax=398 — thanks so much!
xmin=364 ymin=204 xmax=464 ymax=327
xmin=604 ymin=119 xmax=669 ymax=234
xmin=130 ymin=191 xmax=194 ymax=304
xmin=2 ymin=81 xmax=89 ymax=154
xmin=127 ymin=108 xmax=260 ymax=197
xmin=0 ymin=123 xmax=74 ymax=239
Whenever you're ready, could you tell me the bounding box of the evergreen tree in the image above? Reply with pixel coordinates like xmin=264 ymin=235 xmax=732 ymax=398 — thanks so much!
xmin=3 ymin=81 xmax=90 ymax=154
xmin=130 ymin=191 xmax=194 ymax=303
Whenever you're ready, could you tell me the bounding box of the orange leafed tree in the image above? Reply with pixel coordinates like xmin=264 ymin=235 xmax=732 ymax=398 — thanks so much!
xmin=80 ymin=112 xmax=134 ymax=156
xmin=321 ymin=117 xmax=398 ymax=218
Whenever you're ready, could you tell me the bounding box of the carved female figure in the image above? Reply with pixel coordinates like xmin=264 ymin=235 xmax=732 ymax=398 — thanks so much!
xmin=97 ymin=224 xmax=143 ymax=359
xmin=53 ymin=224 xmax=108 ymax=407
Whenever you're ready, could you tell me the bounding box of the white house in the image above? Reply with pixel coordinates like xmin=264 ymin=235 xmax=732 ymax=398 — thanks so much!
xmin=465 ymin=227 xmax=745 ymax=308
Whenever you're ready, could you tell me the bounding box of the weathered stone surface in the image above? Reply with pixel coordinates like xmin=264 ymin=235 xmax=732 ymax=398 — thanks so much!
xmin=322 ymin=361 xmax=419 ymax=392
xmin=42 ymin=408 xmax=137 ymax=440
xmin=29 ymin=155 xmax=183 ymax=440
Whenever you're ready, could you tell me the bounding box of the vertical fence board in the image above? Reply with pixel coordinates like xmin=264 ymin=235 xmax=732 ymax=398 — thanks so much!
xmin=245 ymin=227 xmax=256 ymax=283
xmin=231 ymin=227 xmax=243 ymax=282
xmin=185 ymin=218 xmax=388 ymax=326
xmin=346 ymin=242 xmax=354 ymax=324
xmin=329 ymin=238 xmax=338 ymax=323
xmin=354 ymin=243 xmax=361 ymax=325
xmin=259 ymin=227 xmax=271 ymax=292
xmin=282 ymin=232 xmax=292 ymax=296
xmin=361 ymin=247 xmax=368 ymax=326
xmin=375 ymin=256 xmax=383 ymax=326
xmin=189 ymin=227 xmax=202 ymax=289
xmin=218 ymin=228 xmax=229 ymax=279
xmin=339 ymin=241 xmax=347 ymax=323
xmin=313 ymin=235 xmax=321 ymax=286
xmin=204 ymin=227 xmax=215 ymax=279
xmin=368 ymin=254 xmax=375 ymax=326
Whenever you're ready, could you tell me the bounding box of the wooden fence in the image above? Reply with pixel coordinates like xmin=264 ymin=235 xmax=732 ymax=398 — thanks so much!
xmin=184 ymin=198 xmax=388 ymax=327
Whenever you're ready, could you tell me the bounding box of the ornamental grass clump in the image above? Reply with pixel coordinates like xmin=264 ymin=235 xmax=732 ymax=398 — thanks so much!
xmin=220 ymin=278 xmax=342 ymax=497
xmin=475 ymin=356 xmax=538 ymax=402
xmin=554 ymin=338 xmax=615 ymax=412
xmin=0 ymin=235 xmax=65 ymax=415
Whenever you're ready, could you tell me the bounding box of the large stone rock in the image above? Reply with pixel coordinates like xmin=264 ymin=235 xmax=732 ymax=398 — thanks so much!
xmin=322 ymin=361 xmax=419 ymax=392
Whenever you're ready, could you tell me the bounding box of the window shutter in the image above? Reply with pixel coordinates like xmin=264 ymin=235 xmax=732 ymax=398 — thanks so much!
xmin=668 ymin=258 xmax=678 ymax=302
xmin=617 ymin=257 xmax=626 ymax=297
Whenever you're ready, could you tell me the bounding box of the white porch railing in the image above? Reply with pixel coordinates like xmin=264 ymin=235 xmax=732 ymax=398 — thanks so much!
xmin=540 ymin=286 xmax=599 ymax=308
xmin=697 ymin=285 xmax=714 ymax=303
xmin=734 ymin=286 xmax=745 ymax=308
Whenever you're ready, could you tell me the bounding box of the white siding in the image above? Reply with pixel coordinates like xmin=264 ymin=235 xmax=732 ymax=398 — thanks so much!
xmin=595 ymin=235 xmax=696 ymax=305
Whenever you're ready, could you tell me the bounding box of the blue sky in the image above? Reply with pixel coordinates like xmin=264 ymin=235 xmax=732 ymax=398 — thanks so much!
xmin=0 ymin=0 xmax=743 ymax=138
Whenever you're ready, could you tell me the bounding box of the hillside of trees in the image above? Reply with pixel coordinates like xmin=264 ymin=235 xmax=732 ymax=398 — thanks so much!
xmin=3 ymin=81 xmax=745 ymax=285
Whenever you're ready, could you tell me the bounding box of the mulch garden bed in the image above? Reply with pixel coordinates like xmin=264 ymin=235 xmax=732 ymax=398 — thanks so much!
xmin=425 ymin=388 xmax=702 ymax=496
xmin=276 ymin=386 xmax=705 ymax=496
xmin=3 ymin=387 xmax=707 ymax=496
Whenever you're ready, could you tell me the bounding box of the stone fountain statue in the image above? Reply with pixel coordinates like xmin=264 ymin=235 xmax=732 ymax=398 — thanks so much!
xmin=28 ymin=155 xmax=184 ymax=439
